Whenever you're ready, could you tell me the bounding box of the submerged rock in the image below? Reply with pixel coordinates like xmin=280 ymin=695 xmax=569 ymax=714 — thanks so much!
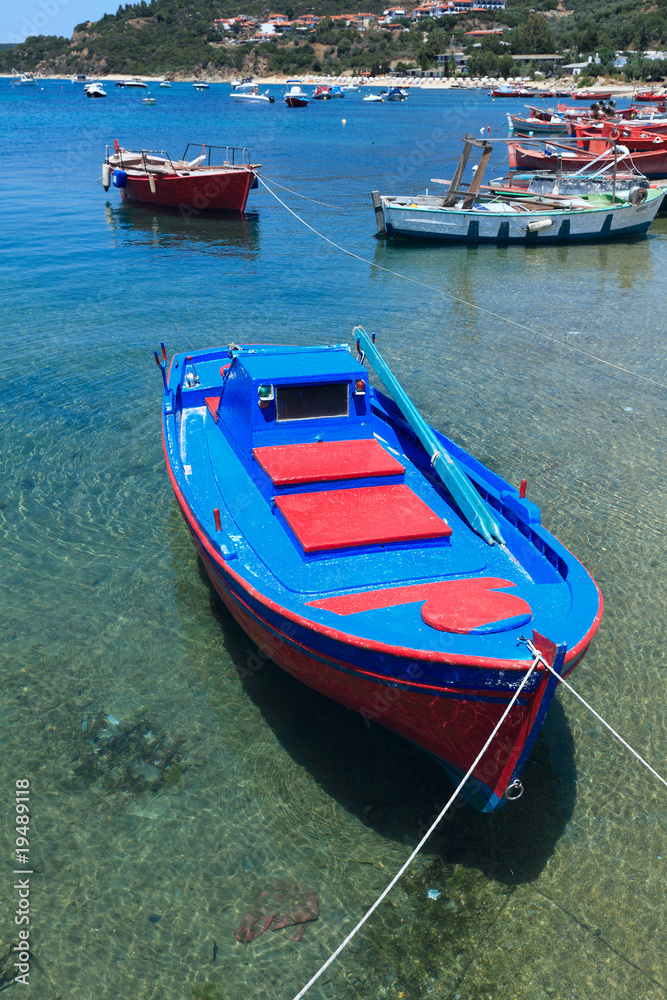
xmin=235 ymin=879 xmax=319 ymax=943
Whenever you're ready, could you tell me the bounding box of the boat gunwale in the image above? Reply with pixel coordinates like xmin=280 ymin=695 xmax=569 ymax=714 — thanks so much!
xmin=161 ymin=376 xmax=604 ymax=674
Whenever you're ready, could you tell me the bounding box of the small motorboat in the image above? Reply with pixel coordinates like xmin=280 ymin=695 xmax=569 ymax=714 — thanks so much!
xmin=84 ymin=82 xmax=107 ymax=98
xmin=155 ymin=330 xmax=603 ymax=812
xmin=284 ymin=80 xmax=309 ymax=108
xmin=115 ymin=80 xmax=125 ymax=88
xmin=340 ymin=83 xmax=359 ymax=92
xmin=312 ymin=85 xmax=332 ymax=100
xmin=231 ymin=76 xmax=253 ymax=89
xmin=363 ymin=92 xmax=384 ymax=103
xmin=160 ymin=80 xmax=172 ymax=88
xmin=491 ymin=88 xmax=537 ymax=98
xmin=386 ymin=87 xmax=407 ymax=102
xmin=103 ymin=139 xmax=259 ymax=212
xmin=330 ymin=86 xmax=345 ymax=98
xmin=125 ymin=77 xmax=148 ymax=89
xmin=230 ymin=85 xmax=274 ymax=104
xmin=71 ymin=73 xmax=92 ymax=84
xmin=194 ymin=81 xmax=210 ymax=90
xmin=11 ymin=69 xmax=37 ymax=86
xmin=142 ymin=96 xmax=157 ymax=105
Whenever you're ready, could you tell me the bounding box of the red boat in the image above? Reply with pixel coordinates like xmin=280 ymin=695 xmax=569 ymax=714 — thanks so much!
xmin=508 ymin=139 xmax=667 ymax=178
xmin=102 ymin=141 xmax=259 ymax=212
xmin=312 ymin=85 xmax=332 ymax=100
xmin=566 ymin=114 xmax=667 ymax=137
xmin=634 ymin=90 xmax=667 ymax=101
xmin=572 ymin=90 xmax=613 ymax=100
xmin=491 ymin=88 xmax=537 ymax=98
xmin=571 ymin=123 xmax=667 ymax=151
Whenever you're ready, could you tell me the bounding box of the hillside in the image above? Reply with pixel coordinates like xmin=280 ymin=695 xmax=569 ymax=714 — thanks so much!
xmin=2 ymin=0 xmax=667 ymax=79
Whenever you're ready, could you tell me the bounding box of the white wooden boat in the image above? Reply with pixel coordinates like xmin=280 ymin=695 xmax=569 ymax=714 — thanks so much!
xmin=376 ymin=190 xmax=664 ymax=243
xmin=372 ymin=135 xmax=666 ymax=244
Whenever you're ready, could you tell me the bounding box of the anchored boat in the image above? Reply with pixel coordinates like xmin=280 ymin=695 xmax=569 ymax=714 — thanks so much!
xmin=156 ymin=330 xmax=603 ymax=811
xmin=372 ymin=134 xmax=665 ymax=243
xmin=103 ymin=140 xmax=259 ymax=212
xmin=285 ymin=80 xmax=310 ymax=108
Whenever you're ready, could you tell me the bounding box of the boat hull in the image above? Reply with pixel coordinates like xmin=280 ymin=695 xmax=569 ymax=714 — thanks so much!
xmin=285 ymin=96 xmax=309 ymax=107
xmin=170 ymin=467 xmax=593 ymax=812
xmin=123 ymin=168 xmax=255 ymax=211
xmin=380 ymin=191 xmax=665 ymax=243
xmin=508 ymin=143 xmax=667 ymax=178
xmin=159 ymin=343 xmax=603 ymax=812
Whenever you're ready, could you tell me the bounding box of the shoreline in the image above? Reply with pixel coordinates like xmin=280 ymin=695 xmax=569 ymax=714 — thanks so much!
xmin=2 ymin=72 xmax=639 ymax=95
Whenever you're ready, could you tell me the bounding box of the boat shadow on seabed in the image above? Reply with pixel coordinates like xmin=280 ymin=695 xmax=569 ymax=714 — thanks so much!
xmin=168 ymin=503 xmax=577 ymax=888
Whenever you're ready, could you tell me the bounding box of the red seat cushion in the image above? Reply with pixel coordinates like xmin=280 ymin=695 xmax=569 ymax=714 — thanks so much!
xmin=274 ymin=484 xmax=451 ymax=553
xmin=253 ymin=439 xmax=404 ymax=486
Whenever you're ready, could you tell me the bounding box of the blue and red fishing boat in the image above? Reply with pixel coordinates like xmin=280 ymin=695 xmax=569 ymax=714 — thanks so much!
xmin=156 ymin=330 xmax=603 ymax=811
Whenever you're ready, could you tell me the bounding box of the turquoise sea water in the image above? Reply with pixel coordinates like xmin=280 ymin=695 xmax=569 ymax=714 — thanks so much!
xmin=1 ymin=80 xmax=666 ymax=1000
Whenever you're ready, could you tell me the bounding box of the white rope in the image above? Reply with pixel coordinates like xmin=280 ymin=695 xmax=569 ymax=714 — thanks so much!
xmin=259 ymin=174 xmax=343 ymax=210
xmin=523 ymin=638 xmax=667 ymax=791
xmin=257 ymin=176 xmax=667 ymax=393
xmin=290 ymin=654 xmax=541 ymax=1000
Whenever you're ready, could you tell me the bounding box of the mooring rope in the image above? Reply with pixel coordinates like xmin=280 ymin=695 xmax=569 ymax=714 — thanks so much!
xmin=290 ymin=653 xmax=541 ymax=1000
xmin=257 ymin=176 xmax=667 ymax=393
xmin=259 ymin=174 xmax=343 ymax=210
xmin=522 ymin=637 xmax=667 ymax=790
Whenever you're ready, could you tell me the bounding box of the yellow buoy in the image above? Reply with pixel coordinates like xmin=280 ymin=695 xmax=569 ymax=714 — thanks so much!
xmin=342 ymin=118 xmax=346 ymax=124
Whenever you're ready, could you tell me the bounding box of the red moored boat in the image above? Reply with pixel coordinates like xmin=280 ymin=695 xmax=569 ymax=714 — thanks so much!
xmin=572 ymin=90 xmax=613 ymax=100
xmin=634 ymin=90 xmax=667 ymax=101
xmin=508 ymin=139 xmax=667 ymax=178
xmin=571 ymin=122 xmax=667 ymax=151
xmin=102 ymin=140 xmax=259 ymax=212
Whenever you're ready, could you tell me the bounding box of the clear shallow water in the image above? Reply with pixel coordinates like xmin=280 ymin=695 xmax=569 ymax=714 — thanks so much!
xmin=0 ymin=80 xmax=666 ymax=1000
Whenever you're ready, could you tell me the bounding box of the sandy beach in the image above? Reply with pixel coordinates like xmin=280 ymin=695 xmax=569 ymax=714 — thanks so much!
xmin=3 ymin=71 xmax=639 ymax=95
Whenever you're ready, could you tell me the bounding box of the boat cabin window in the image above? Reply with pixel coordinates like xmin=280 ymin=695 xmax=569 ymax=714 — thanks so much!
xmin=276 ymin=382 xmax=349 ymax=422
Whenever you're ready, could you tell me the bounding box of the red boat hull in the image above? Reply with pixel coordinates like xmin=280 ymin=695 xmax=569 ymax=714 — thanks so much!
xmin=123 ymin=168 xmax=255 ymax=211
xmin=508 ymin=142 xmax=667 ymax=178
xmin=285 ymin=96 xmax=309 ymax=107
xmin=573 ymin=91 xmax=613 ymax=100
xmin=194 ymin=532 xmax=593 ymax=811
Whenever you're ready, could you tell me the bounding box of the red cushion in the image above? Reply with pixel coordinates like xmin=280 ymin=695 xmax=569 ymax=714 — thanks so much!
xmin=254 ymin=439 xmax=404 ymax=486
xmin=274 ymin=484 xmax=451 ymax=552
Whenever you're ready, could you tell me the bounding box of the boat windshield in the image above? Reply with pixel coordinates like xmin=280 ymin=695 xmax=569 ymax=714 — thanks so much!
xmin=181 ymin=143 xmax=251 ymax=167
xmin=276 ymin=382 xmax=350 ymax=422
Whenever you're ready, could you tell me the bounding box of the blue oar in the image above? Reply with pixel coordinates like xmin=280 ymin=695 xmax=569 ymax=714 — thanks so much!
xmin=354 ymin=326 xmax=504 ymax=546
